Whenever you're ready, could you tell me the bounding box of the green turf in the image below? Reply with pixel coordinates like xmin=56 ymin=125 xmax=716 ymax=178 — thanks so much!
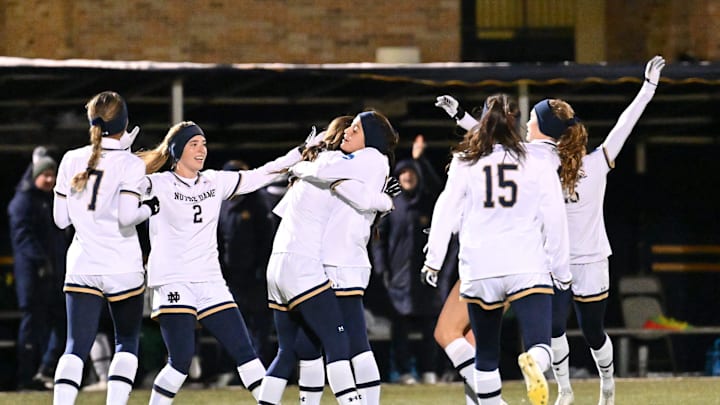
xmin=2 ymin=377 xmax=720 ymax=404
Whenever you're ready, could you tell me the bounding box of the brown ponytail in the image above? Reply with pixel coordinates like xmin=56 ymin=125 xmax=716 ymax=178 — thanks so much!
xmin=454 ymin=93 xmax=525 ymax=163
xmin=551 ymin=99 xmax=588 ymax=196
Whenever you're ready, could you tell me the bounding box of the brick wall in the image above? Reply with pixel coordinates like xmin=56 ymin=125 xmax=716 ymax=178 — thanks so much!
xmin=2 ymin=1 xmax=717 ymax=63
xmin=0 ymin=0 xmax=460 ymax=63
xmin=605 ymin=0 xmax=719 ymax=62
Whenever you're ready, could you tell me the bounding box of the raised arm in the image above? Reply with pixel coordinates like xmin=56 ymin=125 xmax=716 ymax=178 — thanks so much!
xmin=435 ymin=95 xmax=480 ymax=131
xmin=602 ymin=55 xmax=665 ymax=163
xmin=234 ymin=147 xmax=303 ymax=195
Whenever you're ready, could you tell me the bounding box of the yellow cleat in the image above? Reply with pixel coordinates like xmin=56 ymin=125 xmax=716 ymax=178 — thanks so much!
xmin=518 ymin=352 xmax=549 ymax=405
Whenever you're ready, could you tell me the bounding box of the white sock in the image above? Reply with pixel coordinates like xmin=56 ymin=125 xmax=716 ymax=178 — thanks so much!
xmin=90 ymin=333 xmax=112 ymax=382
xmin=54 ymin=354 xmax=84 ymax=405
xmin=527 ymin=344 xmax=552 ymax=373
xmin=591 ymin=335 xmax=615 ymax=391
xmin=326 ymin=360 xmax=359 ymax=405
xmin=257 ymin=375 xmax=287 ymax=405
xmin=299 ymin=357 xmax=325 ymax=405
xmin=445 ymin=338 xmax=476 ymax=383
xmin=352 ymin=351 xmax=381 ymax=405
xmin=149 ymin=364 xmax=187 ymax=405
xmin=473 ymin=368 xmax=502 ymax=405
xmin=106 ymin=352 xmax=137 ymax=405
xmin=237 ymin=358 xmax=266 ymax=400
xmin=551 ymin=334 xmax=572 ymax=392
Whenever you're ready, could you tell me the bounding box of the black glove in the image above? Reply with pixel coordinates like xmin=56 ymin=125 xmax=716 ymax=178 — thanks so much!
xmin=141 ymin=196 xmax=160 ymax=216
xmin=383 ymin=177 xmax=402 ymax=198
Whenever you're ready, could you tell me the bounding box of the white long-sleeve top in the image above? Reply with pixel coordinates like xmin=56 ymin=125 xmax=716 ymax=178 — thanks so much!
xmin=425 ymin=145 xmax=570 ymax=282
xmin=53 ymin=137 xmax=150 ymax=275
xmin=273 ymin=148 xmax=391 ymax=266
xmin=143 ymin=147 xmax=301 ymax=287
xmin=567 ymin=81 xmax=657 ymax=264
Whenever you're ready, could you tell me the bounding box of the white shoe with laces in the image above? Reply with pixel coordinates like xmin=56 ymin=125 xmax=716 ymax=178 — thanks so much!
xmin=555 ymin=389 xmax=575 ymax=405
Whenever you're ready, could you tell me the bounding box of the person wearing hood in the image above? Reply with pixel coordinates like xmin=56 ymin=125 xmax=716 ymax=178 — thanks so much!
xmin=370 ymin=135 xmax=447 ymax=385
xmin=8 ymin=151 xmax=69 ymax=391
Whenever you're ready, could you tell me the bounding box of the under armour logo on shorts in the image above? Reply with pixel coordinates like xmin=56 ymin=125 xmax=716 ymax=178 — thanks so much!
xmin=167 ymin=291 xmax=180 ymax=303
xmin=337 ymin=325 xmax=345 ymax=333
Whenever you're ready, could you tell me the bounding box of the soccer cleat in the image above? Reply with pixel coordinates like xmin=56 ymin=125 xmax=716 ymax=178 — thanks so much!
xmin=555 ymin=389 xmax=575 ymax=405
xmin=518 ymin=352 xmax=549 ymax=405
xmin=599 ymin=388 xmax=615 ymax=405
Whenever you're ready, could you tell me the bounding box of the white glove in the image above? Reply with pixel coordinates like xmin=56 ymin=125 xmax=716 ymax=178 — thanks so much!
xmin=421 ymin=265 xmax=439 ymax=288
xmin=644 ymin=55 xmax=666 ymax=86
xmin=119 ymin=126 xmax=140 ymax=150
xmin=551 ymin=273 xmax=572 ymax=291
xmin=435 ymin=95 xmax=465 ymax=120
xmin=303 ymin=126 xmax=326 ymax=149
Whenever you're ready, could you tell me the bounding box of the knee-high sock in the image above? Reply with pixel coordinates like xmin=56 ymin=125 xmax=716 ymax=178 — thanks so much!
xmin=528 ymin=344 xmax=552 ymax=373
xmin=352 ymin=351 xmax=381 ymax=405
xmin=299 ymin=357 xmax=325 ymax=405
xmin=54 ymin=354 xmax=84 ymax=405
xmin=474 ymin=368 xmax=502 ymax=405
xmin=258 ymin=375 xmax=287 ymax=405
xmin=445 ymin=338 xmax=475 ymax=383
xmin=149 ymin=364 xmax=187 ymax=405
xmin=591 ymin=335 xmax=614 ymax=391
xmin=237 ymin=358 xmax=265 ymax=400
xmin=445 ymin=338 xmax=478 ymax=404
xmin=326 ymin=360 xmax=359 ymax=405
xmin=106 ymin=352 xmax=137 ymax=405
xmin=551 ymin=334 xmax=572 ymax=392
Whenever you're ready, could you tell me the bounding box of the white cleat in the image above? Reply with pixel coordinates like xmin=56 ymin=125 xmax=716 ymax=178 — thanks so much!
xmin=555 ymin=389 xmax=575 ymax=405
xmin=518 ymin=352 xmax=549 ymax=405
xmin=599 ymin=388 xmax=615 ymax=405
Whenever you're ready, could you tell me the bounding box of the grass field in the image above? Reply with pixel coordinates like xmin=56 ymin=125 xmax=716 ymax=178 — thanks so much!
xmin=2 ymin=377 xmax=720 ymax=404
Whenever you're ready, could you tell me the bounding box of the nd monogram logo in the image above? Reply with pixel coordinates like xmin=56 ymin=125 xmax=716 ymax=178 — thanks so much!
xmin=167 ymin=291 xmax=180 ymax=303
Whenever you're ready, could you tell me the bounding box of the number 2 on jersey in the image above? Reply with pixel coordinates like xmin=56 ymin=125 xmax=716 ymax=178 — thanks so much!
xmin=87 ymin=169 xmax=104 ymax=211
xmin=482 ymin=164 xmax=518 ymax=207
xmin=193 ymin=204 xmax=203 ymax=223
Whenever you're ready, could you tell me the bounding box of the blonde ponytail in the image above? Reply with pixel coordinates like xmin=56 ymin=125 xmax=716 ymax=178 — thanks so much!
xmin=70 ymin=126 xmax=103 ymax=192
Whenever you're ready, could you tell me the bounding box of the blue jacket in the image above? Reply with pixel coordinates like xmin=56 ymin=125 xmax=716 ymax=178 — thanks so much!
xmin=370 ymin=157 xmax=456 ymax=315
xmin=8 ymin=169 xmax=68 ymax=305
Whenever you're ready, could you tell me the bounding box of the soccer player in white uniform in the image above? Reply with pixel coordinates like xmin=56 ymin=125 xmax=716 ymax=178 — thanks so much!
xmin=258 ymin=111 xmax=398 ymax=405
xmin=281 ymin=116 xmax=400 ymax=405
xmin=136 ymin=121 xmax=307 ymax=404
xmin=52 ymin=91 xmax=159 ymax=405
xmin=423 ymin=94 xmax=571 ymax=405
xmin=536 ymin=56 xmax=665 ymax=405
xmin=436 ymin=55 xmax=665 ymax=405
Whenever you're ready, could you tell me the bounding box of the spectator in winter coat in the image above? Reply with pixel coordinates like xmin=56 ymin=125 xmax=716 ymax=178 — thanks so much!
xmin=8 ymin=152 xmax=69 ymax=390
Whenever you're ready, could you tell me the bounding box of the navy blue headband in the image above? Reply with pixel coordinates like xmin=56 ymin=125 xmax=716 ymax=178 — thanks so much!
xmin=170 ymin=124 xmax=205 ymax=161
xmin=90 ymin=101 xmax=128 ymax=136
xmin=358 ymin=112 xmax=389 ymax=155
xmin=533 ymin=99 xmax=579 ymax=139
